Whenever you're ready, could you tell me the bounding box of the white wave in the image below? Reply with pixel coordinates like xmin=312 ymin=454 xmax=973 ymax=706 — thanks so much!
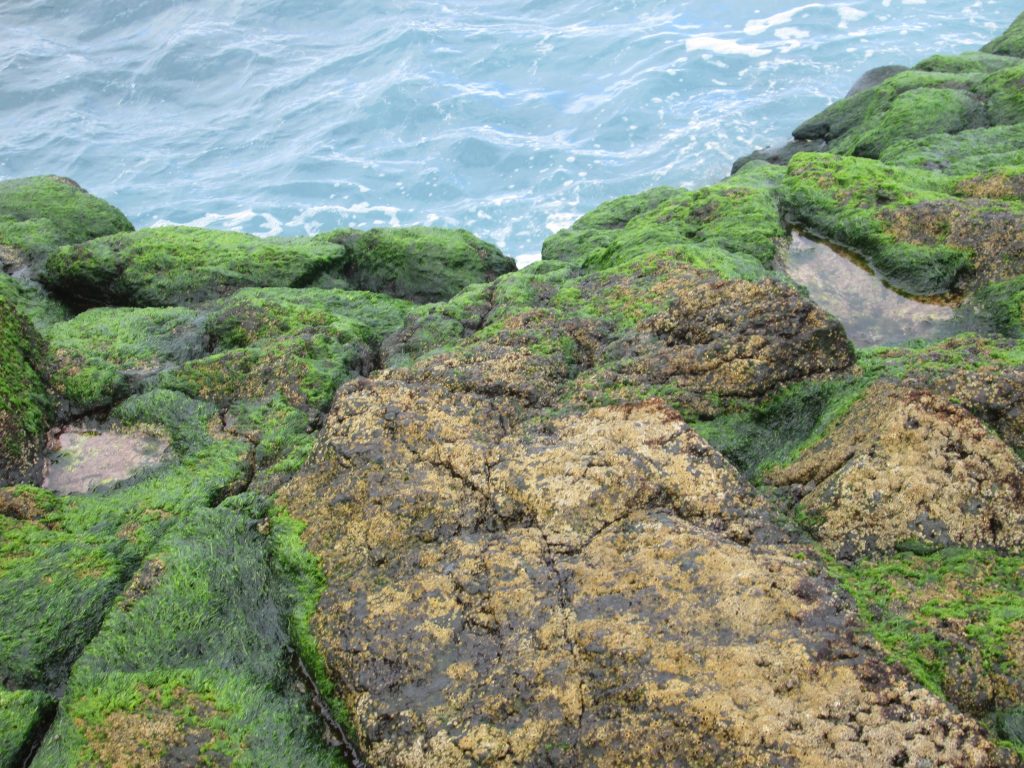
xmin=286 ymin=203 xmax=401 ymax=232
xmin=685 ymin=36 xmax=772 ymax=57
xmin=545 ymin=211 xmax=579 ymax=234
xmin=743 ymin=4 xmax=823 ymax=36
xmin=515 ymin=253 xmax=542 ymax=268
xmin=152 ymin=209 xmax=283 ymax=237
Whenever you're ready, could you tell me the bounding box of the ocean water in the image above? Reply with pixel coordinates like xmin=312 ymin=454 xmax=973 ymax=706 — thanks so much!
xmin=0 ymin=1 xmax=1016 ymax=265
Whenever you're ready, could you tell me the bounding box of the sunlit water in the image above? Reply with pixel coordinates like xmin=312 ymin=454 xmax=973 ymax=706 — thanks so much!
xmin=0 ymin=1 xmax=1015 ymax=265
xmin=782 ymin=231 xmax=965 ymax=347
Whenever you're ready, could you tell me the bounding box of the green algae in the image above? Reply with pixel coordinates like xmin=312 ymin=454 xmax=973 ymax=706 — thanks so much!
xmin=0 ymin=390 xmax=250 ymax=697
xmin=0 ymin=688 xmax=55 ymax=768
xmin=323 ymin=225 xmax=515 ymax=303
xmin=0 ymin=297 xmax=53 ymax=483
xmin=977 ymin=62 xmax=1024 ymax=127
xmin=161 ymin=287 xmax=414 ymax=412
xmin=829 ymin=548 xmax=1024 ymax=757
xmin=579 ymin=163 xmax=785 ymax=274
xmin=33 ymin=500 xmax=341 ymax=767
xmin=833 ymin=87 xmax=987 ymax=159
xmin=915 ymin=52 xmax=1023 ymax=75
xmin=982 ymin=11 xmax=1024 ymax=58
xmin=0 ymin=176 xmax=133 ymax=265
xmin=780 ymin=153 xmax=970 ymax=294
xmin=47 ymin=306 xmax=205 ymax=413
xmin=42 ymin=226 xmax=348 ymax=308
xmin=0 ymin=272 xmax=69 ymax=332
xmin=880 ymin=123 xmax=1024 ymax=175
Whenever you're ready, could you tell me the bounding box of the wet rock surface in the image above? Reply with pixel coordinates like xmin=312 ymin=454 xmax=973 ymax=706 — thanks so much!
xmin=43 ymin=424 xmax=171 ymax=495
xmin=5 ymin=11 xmax=1024 ymax=767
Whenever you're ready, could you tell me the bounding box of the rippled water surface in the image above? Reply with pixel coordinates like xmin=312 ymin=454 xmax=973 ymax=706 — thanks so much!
xmin=782 ymin=231 xmax=965 ymax=347
xmin=0 ymin=1 xmax=1015 ymax=263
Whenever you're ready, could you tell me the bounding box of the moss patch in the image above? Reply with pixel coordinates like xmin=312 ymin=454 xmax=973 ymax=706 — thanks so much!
xmin=324 ymin=226 xmax=515 ymax=303
xmin=0 ymin=688 xmax=55 ymax=768
xmin=42 ymin=226 xmax=348 ymax=308
xmin=47 ymin=306 xmax=205 ymax=413
xmin=830 ymin=548 xmax=1024 ymax=756
xmin=0 ymin=176 xmax=132 ymax=267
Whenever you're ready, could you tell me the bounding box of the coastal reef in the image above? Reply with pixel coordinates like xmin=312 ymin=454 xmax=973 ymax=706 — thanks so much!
xmin=3 ymin=13 xmax=1024 ymax=768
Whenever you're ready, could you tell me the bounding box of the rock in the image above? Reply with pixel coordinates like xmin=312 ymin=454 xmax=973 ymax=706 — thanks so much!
xmin=767 ymin=382 xmax=1024 ymax=559
xmin=0 ymin=297 xmax=52 ymax=486
xmin=982 ymin=11 xmax=1024 ymax=58
xmin=845 ymin=64 xmax=908 ymax=96
xmin=323 ymin=226 xmax=516 ymax=303
xmin=41 ymin=226 xmax=348 ymax=307
xmin=47 ymin=305 xmax=206 ymax=413
xmin=160 ymin=287 xmax=413 ymax=413
xmin=0 ymin=688 xmax=55 ymax=768
xmin=573 ymin=262 xmax=855 ymax=417
xmin=731 ymin=138 xmax=827 ymax=175
xmin=781 ymin=153 xmax=970 ymax=295
xmin=278 ymin=369 xmax=1008 ymax=766
xmin=915 ymin=52 xmax=1022 ymax=75
xmin=0 ymin=176 xmax=133 ymax=274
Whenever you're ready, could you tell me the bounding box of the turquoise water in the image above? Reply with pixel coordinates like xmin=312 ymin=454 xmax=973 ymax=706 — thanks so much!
xmin=0 ymin=1 xmax=1016 ymax=264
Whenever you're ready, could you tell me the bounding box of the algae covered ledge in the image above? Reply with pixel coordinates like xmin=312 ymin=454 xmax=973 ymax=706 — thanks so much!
xmin=3 ymin=10 xmax=1024 ymax=768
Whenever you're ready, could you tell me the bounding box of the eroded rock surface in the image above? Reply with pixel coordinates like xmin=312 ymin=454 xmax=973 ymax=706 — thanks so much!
xmin=279 ymin=364 xmax=1008 ymax=766
xmin=769 ymin=382 xmax=1024 ymax=559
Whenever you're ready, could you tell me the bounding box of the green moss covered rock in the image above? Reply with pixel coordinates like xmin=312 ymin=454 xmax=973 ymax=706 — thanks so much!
xmin=0 ymin=688 xmax=55 ymax=768
xmin=324 ymin=225 xmax=515 ymax=303
xmin=47 ymin=306 xmax=206 ymax=413
xmin=0 ymin=297 xmax=52 ymax=485
xmin=162 ymin=287 xmax=413 ymax=412
xmin=42 ymin=226 xmax=348 ymax=307
xmin=880 ymin=123 xmax=1024 ymax=174
xmin=982 ymin=11 xmax=1024 ymax=58
xmin=0 ymin=176 xmax=133 ymax=271
xmin=33 ymin=500 xmax=341 ymax=768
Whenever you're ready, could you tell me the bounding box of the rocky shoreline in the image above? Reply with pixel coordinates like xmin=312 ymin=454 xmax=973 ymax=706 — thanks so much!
xmin=2 ymin=12 xmax=1024 ymax=767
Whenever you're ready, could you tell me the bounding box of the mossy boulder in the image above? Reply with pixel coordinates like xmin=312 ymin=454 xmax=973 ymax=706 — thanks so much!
xmin=982 ymin=11 xmax=1024 ymax=58
xmin=792 ymin=70 xmax=986 ymax=154
xmin=830 ymin=548 xmax=1024 ymax=757
xmin=0 ymin=688 xmax=55 ymax=768
xmin=0 ymin=297 xmax=52 ymax=485
xmin=42 ymin=226 xmax=348 ymax=308
xmin=324 ymin=225 xmax=515 ymax=303
xmin=162 ymin=287 xmax=413 ymax=412
xmin=781 ymin=153 xmax=981 ymax=294
xmin=0 ymin=272 xmax=68 ymax=331
xmin=33 ymin=500 xmax=342 ymax=767
xmin=880 ymin=123 xmax=1024 ymax=175
xmin=0 ymin=390 xmax=250 ymax=695
xmin=976 ymin=62 xmax=1024 ymax=126
xmin=47 ymin=306 xmax=206 ymax=413
xmin=0 ymin=176 xmax=132 ymax=271
xmin=543 ymin=163 xmax=785 ymax=277
xmin=915 ymin=51 xmax=1022 ymax=75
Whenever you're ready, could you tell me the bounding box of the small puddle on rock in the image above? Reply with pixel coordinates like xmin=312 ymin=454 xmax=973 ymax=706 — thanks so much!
xmin=43 ymin=425 xmax=171 ymax=495
xmin=781 ymin=231 xmax=963 ymax=347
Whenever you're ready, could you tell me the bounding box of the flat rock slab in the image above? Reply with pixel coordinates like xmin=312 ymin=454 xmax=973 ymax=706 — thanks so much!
xmin=43 ymin=426 xmax=170 ymax=494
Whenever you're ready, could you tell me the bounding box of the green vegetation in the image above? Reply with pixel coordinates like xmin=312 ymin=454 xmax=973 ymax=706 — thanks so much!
xmin=780 ymin=153 xmax=971 ymax=294
xmin=982 ymin=10 xmax=1024 ymax=58
xmin=829 ymin=548 xmax=1024 ymax=757
xmin=0 ymin=176 xmax=132 ymax=265
xmin=322 ymin=225 xmax=516 ymax=303
xmin=47 ymin=306 xmax=205 ymax=412
xmin=0 ymin=272 xmax=69 ymax=331
xmin=880 ymin=123 xmax=1024 ymax=174
xmin=915 ymin=51 xmax=1023 ymax=74
xmin=163 ymin=287 xmax=413 ymax=412
xmin=42 ymin=226 xmax=348 ymax=307
xmin=0 ymin=688 xmax=55 ymax=768
xmin=34 ymin=500 xmax=341 ymax=767
xmin=0 ymin=297 xmax=52 ymax=484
